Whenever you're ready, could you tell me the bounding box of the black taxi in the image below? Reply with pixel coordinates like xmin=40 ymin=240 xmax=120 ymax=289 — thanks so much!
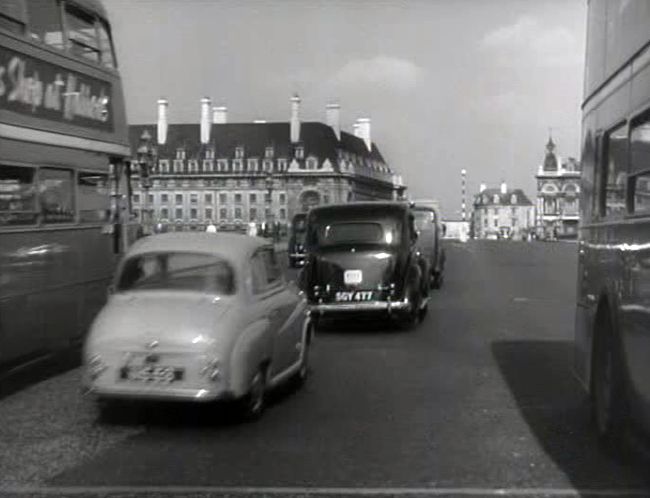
xmin=301 ymin=202 xmax=429 ymax=328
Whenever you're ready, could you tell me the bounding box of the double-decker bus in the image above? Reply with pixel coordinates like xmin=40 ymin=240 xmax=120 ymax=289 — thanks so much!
xmin=575 ymin=0 xmax=650 ymax=448
xmin=0 ymin=0 xmax=134 ymax=372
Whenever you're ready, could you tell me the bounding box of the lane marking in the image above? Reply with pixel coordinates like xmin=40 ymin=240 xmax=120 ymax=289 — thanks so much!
xmin=0 ymin=486 xmax=649 ymax=496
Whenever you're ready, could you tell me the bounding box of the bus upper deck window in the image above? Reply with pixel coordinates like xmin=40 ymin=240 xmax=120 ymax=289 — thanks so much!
xmin=64 ymin=5 xmax=100 ymax=62
xmin=0 ymin=0 xmax=27 ymax=35
xmin=25 ymin=0 xmax=63 ymax=49
xmin=97 ymin=20 xmax=116 ymax=68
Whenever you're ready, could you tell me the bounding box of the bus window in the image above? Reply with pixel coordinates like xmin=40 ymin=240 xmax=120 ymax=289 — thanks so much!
xmin=0 ymin=0 xmax=26 ymax=35
xmin=630 ymin=116 xmax=650 ymax=214
xmin=64 ymin=4 xmax=100 ymax=63
xmin=600 ymin=125 xmax=628 ymax=218
xmin=25 ymin=0 xmax=64 ymax=49
xmin=0 ymin=165 xmax=38 ymax=226
xmin=97 ymin=19 xmax=116 ymax=68
xmin=78 ymin=171 xmax=110 ymax=223
xmin=39 ymin=167 xmax=74 ymax=224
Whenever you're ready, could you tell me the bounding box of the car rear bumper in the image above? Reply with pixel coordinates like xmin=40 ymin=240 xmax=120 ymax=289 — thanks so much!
xmin=310 ymin=297 xmax=411 ymax=314
xmin=289 ymin=253 xmax=305 ymax=259
xmin=83 ymin=384 xmax=235 ymax=403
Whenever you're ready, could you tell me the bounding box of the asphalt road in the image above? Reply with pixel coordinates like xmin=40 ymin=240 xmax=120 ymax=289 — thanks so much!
xmin=1 ymin=240 xmax=650 ymax=497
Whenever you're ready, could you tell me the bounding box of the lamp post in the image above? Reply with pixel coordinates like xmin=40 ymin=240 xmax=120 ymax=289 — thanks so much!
xmin=265 ymin=172 xmax=274 ymax=240
xmin=136 ymin=129 xmax=154 ymax=236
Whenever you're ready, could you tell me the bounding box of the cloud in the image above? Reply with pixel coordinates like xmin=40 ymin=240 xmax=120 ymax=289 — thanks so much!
xmin=330 ymin=56 xmax=423 ymax=93
xmin=480 ymin=16 xmax=582 ymax=67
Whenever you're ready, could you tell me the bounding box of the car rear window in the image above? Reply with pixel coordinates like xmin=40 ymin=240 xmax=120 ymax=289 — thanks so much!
xmin=413 ymin=211 xmax=434 ymax=231
xmin=117 ymin=252 xmax=235 ymax=294
xmin=311 ymin=222 xmax=398 ymax=246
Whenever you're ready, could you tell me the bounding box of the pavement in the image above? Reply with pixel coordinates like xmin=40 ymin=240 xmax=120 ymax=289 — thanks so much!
xmin=1 ymin=240 xmax=649 ymax=497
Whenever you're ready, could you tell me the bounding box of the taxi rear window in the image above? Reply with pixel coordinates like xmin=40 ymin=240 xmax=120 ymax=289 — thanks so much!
xmin=118 ymin=252 xmax=235 ymax=294
xmin=310 ymin=222 xmax=399 ymax=246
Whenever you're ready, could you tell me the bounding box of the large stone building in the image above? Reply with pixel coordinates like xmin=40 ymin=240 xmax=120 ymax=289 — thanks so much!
xmin=129 ymin=96 xmax=405 ymax=232
xmin=471 ymin=182 xmax=535 ymax=240
xmin=534 ymin=137 xmax=580 ymax=239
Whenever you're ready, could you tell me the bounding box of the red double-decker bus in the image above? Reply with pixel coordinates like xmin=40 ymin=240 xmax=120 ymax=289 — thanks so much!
xmin=0 ymin=0 xmax=134 ymax=371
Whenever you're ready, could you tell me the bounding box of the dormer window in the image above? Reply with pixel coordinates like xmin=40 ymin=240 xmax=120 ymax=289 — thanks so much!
xmin=235 ymin=146 xmax=244 ymax=159
xmin=295 ymin=146 xmax=304 ymax=159
xmin=510 ymin=194 xmax=517 ymax=204
xmin=493 ymin=194 xmax=499 ymax=204
xmin=217 ymin=159 xmax=228 ymax=172
xmin=247 ymin=158 xmax=258 ymax=172
xmin=233 ymin=159 xmax=243 ymax=172
xmin=205 ymin=148 xmax=215 ymax=160
xmin=203 ymin=160 xmax=214 ymax=172
xmin=263 ymin=159 xmax=273 ymax=172
xmin=173 ymin=159 xmax=184 ymax=173
xmin=158 ymin=159 xmax=170 ymax=173
xmin=188 ymin=160 xmax=199 ymax=173
xmin=306 ymin=157 xmax=318 ymax=170
xmin=278 ymin=158 xmax=288 ymax=171
xmin=176 ymin=148 xmax=186 ymax=160
xmin=265 ymin=146 xmax=274 ymax=158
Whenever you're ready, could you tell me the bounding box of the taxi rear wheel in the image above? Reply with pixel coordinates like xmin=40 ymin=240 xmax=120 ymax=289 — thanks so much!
xmin=241 ymin=367 xmax=267 ymax=421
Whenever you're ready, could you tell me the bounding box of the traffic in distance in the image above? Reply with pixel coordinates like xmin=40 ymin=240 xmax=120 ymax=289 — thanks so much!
xmin=3 ymin=0 xmax=650 ymax=494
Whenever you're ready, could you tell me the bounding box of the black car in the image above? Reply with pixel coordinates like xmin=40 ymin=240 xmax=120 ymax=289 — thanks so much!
xmin=288 ymin=213 xmax=308 ymax=268
xmin=301 ymin=202 xmax=429 ymax=328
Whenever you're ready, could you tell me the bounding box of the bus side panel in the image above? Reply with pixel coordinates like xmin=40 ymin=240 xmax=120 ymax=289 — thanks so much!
xmin=0 ymin=227 xmax=116 ymax=367
xmin=618 ymin=221 xmax=650 ymax=434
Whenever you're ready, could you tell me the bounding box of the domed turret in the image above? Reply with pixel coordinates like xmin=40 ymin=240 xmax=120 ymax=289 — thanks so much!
xmin=543 ymin=135 xmax=559 ymax=172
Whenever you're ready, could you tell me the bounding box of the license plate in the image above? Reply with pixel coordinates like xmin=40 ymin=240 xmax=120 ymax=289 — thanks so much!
xmin=344 ymin=269 xmax=363 ymax=285
xmin=335 ymin=290 xmax=374 ymax=302
xmin=122 ymin=365 xmax=183 ymax=384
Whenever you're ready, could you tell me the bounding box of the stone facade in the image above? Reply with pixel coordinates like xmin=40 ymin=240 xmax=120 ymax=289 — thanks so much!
xmin=129 ymin=98 xmax=406 ymax=233
xmin=472 ymin=183 xmax=535 ymax=240
xmin=534 ymin=138 xmax=580 ymax=239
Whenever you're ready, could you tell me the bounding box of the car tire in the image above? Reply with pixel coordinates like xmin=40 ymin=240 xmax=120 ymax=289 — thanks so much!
xmin=591 ymin=306 xmax=631 ymax=456
xmin=240 ymin=367 xmax=267 ymax=421
xmin=398 ymin=285 xmax=421 ymax=331
xmin=293 ymin=326 xmax=312 ymax=388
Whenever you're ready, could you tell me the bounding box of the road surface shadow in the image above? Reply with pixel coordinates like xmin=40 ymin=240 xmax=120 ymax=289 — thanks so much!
xmin=315 ymin=315 xmax=416 ymax=335
xmin=492 ymin=340 xmax=650 ymax=493
xmin=0 ymin=348 xmax=81 ymax=401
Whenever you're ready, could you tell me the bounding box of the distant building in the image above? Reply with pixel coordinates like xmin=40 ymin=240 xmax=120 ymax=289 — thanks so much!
xmin=534 ymin=137 xmax=580 ymax=239
xmin=130 ymin=96 xmax=406 ymax=233
xmin=472 ymin=182 xmax=535 ymax=240
xmin=442 ymin=220 xmax=470 ymax=241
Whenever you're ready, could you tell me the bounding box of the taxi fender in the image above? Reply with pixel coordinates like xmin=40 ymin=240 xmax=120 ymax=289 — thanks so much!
xmin=229 ymin=318 xmax=273 ymax=397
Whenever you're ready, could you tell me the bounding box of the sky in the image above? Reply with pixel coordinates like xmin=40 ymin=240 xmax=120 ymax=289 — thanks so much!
xmin=104 ymin=0 xmax=587 ymax=218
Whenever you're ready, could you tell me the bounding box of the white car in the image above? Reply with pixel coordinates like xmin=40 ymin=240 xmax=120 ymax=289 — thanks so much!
xmin=83 ymin=232 xmax=313 ymax=419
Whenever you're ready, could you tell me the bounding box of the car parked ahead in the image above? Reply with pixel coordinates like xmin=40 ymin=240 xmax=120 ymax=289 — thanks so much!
xmin=411 ymin=201 xmax=446 ymax=288
xmin=288 ymin=213 xmax=308 ymax=268
xmin=82 ymin=232 xmax=313 ymax=420
xmin=302 ymin=202 xmax=429 ymax=329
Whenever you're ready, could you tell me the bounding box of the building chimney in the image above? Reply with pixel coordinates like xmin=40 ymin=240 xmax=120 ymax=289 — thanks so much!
xmin=253 ymin=119 xmax=267 ymax=124
xmin=500 ymin=181 xmax=507 ymax=195
xmin=290 ymin=94 xmax=301 ymax=143
xmin=200 ymin=97 xmax=211 ymax=144
xmin=156 ymin=98 xmax=168 ymax=145
xmin=326 ymin=103 xmax=341 ymax=140
xmin=353 ymin=121 xmax=362 ymax=137
xmin=357 ymin=117 xmax=372 ymax=151
xmin=212 ymin=106 xmax=227 ymax=124
xmin=479 ymin=183 xmax=486 ymax=193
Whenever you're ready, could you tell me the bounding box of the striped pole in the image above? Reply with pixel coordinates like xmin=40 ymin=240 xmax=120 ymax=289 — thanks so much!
xmin=461 ymin=169 xmax=467 ymax=221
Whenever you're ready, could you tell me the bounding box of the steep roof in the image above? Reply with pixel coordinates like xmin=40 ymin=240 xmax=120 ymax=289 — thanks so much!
xmin=474 ymin=188 xmax=533 ymax=206
xmin=129 ymin=121 xmax=387 ymax=166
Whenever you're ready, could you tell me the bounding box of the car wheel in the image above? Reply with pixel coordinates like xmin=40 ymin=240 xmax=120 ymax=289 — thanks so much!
xmin=591 ymin=307 xmax=630 ymax=455
xmin=294 ymin=328 xmax=311 ymax=387
xmin=398 ymin=286 xmax=421 ymax=330
xmin=241 ymin=367 xmax=267 ymax=421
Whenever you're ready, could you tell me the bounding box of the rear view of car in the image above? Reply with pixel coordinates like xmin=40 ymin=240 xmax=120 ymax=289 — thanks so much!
xmin=303 ymin=202 xmax=428 ymax=328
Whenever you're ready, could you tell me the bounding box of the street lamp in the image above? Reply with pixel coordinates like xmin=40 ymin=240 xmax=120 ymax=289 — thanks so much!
xmin=265 ymin=172 xmax=274 ymax=240
xmin=136 ymin=129 xmax=155 ymax=235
